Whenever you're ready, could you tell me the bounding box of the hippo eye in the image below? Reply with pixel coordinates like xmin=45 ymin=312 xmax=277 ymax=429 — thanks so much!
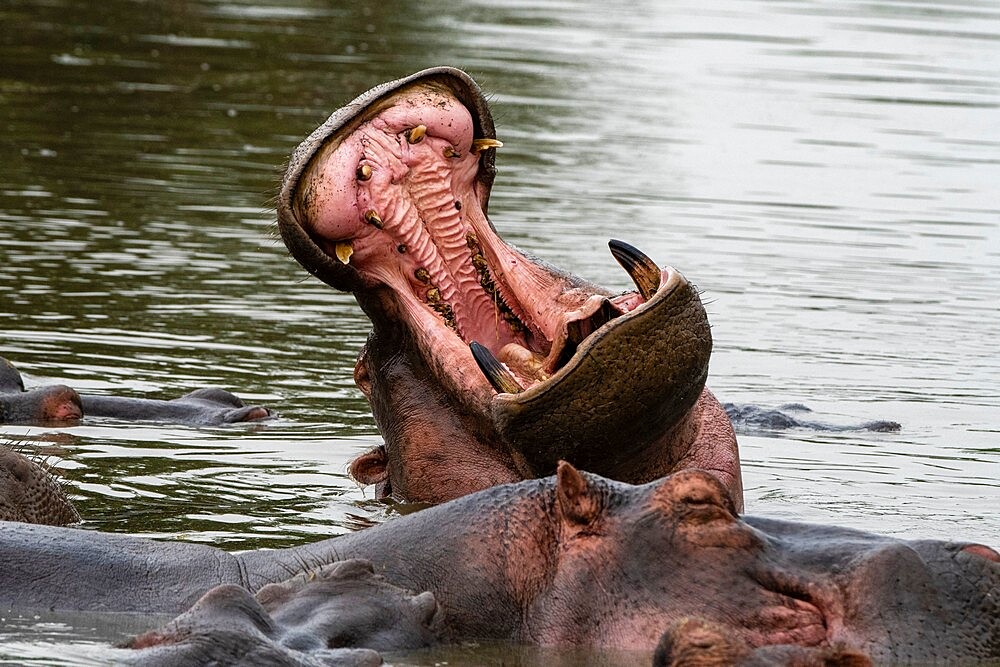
xmin=680 ymin=491 xmax=716 ymax=508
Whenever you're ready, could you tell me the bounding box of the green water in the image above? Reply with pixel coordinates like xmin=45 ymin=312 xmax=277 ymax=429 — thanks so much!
xmin=1 ymin=0 xmax=998 ymax=661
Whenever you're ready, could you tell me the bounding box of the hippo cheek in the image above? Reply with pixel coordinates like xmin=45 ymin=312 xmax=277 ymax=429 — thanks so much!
xmin=835 ymin=541 xmax=1000 ymax=661
xmin=492 ymin=270 xmax=711 ymax=479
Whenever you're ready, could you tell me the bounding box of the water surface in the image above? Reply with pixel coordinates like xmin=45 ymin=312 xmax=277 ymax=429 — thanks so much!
xmin=1 ymin=0 xmax=998 ymax=661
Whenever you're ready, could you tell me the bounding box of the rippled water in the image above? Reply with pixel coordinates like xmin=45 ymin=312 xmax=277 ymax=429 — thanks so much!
xmin=2 ymin=0 xmax=998 ymax=661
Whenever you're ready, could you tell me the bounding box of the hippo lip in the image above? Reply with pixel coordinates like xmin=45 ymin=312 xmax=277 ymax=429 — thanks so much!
xmin=495 ymin=268 xmax=686 ymax=402
xmin=277 ymin=67 xmax=711 ymax=477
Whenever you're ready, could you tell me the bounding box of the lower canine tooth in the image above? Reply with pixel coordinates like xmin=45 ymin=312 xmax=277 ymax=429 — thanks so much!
xmin=335 ymin=242 xmax=354 ymax=264
xmin=608 ymin=239 xmax=660 ymax=301
xmin=470 ymin=342 xmax=524 ymax=395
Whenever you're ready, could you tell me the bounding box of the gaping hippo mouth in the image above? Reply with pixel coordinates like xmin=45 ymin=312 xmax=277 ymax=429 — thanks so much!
xmin=277 ymin=67 xmax=722 ymax=501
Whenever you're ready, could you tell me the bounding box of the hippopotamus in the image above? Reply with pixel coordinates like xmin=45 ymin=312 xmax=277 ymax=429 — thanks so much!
xmin=0 ymin=357 xmax=270 ymax=426
xmin=121 ymin=559 xmax=441 ymax=667
xmin=0 ymin=462 xmax=996 ymax=663
xmin=0 ymin=445 xmax=79 ymax=525
xmin=276 ymin=66 xmax=741 ymax=507
xmin=724 ymin=403 xmax=901 ymax=433
xmin=0 ymin=357 xmax=83 ymax=423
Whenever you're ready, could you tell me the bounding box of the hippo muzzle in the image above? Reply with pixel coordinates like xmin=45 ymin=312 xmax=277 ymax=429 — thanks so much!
xmin=277 ymin=67 xmax=737 ymax=504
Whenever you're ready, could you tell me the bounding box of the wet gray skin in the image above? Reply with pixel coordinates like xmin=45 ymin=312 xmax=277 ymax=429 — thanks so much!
xmin=724 ymin=403 xmax=902 ymax=433
xmin=0 ymin=356 xmax=270 ymax=426
xmin=120 ymin=559 xmax=440 ymax=667
xmin=80 ymin=388 xmax=271 ymax=426
xmin=277 ymin=67 xmax=741 ymax=506
xmin=0 ymin=464 xmax=996 ymax=662
xmin=0 ymin=446 xmax=80 ymax=526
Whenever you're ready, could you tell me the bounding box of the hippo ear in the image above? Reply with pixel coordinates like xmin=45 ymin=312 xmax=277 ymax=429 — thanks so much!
xmin=322 ymin=558 xmax=376 ymax=580
xmin=555 ymin=460 xmax=603 ymax=527
xmin=353 ymin=345 xmax=373 ymax=400
xmin=349 ymin=446 xmax=388 ymax=486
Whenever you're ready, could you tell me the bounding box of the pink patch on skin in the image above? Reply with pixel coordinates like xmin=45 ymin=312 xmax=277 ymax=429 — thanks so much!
xmin=962 ymin=544 xmax=1000 ymax=563
xmin=42 ymin=390 xmax=82 ymax=421
xmin=242 ymin=407 xmax=271 ymax=422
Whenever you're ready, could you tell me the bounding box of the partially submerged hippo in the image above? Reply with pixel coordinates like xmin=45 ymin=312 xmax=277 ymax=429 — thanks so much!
xmin=0 ymin=357 xmax=270 ymax=426
xmin=0 ymin=357 xmax=82 ymax=423
xmin=277 ymin=66 xmax=741 ymax=507
xmin=1 ymin=463 xmax=996 ymax=663
xmin=0 ymin=445 xmax=79 ymax=525
xmin=725 ymin=403 xmax=900 ymax=433
xmin=122 ymin=559 xmax=440 ymax=667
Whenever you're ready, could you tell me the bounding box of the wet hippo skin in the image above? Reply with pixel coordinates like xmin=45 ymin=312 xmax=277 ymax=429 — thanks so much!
xmin=0 ymin=446 xmax=79 ymax=526
xmin=0 ymin=357 xmax=270 ymax=426
xmin=79 ymin=388 xmax=271 ymax=426
xmin=0 ymin=357 xmax=83 ymax=424
xmin=276 ymin=67 xmax=742 ymax=507
xmin=0 ymin=463 xmax=996 ymax=663
xmin=724 ymin=402 xmax=901 ymax=433
xmin=120 ymin=559 xmax=439 ymax=667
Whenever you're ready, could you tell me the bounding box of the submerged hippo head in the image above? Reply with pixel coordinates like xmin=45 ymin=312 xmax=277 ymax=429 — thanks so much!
xmin=0 ymin=357 xmax=83 ymax=424
xmin=277 ymin=67 xmax=740 ymax=505
xmin=124 ymin=559 xmax=441 ymax=666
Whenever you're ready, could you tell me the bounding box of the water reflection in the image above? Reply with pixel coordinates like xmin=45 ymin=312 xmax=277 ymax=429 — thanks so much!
xmin=1 ymin=0 xmax=998 ymax=655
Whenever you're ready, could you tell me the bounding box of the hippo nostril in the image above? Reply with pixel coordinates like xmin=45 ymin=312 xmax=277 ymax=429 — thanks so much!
xmin=962 ymin=544 xmax=1000 ymax=563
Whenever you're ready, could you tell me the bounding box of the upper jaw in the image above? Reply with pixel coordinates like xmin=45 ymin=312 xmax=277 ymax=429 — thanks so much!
xmin=277 ymin=66 xmax=498 ymax=295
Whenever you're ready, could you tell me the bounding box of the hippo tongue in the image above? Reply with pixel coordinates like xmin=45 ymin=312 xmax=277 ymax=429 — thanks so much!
xmin=484 ymin=296 xmax=622 ymax=388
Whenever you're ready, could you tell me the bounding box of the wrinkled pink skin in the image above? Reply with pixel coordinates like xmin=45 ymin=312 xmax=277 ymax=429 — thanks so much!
xmin=277 ymin=67 xmax=742 ymax=508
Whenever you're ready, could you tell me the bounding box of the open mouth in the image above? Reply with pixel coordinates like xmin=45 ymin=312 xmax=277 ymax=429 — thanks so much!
xmin=277 ymin=67 xmax=713 ymax=484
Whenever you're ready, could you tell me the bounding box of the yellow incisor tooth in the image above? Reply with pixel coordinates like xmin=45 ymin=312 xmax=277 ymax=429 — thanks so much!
xmin=364 ymin=210 xmax=383 ymax=229
xmin=407 ymin=125 xmax=427 ymax=144
xmin=335 ymin=242 xmax=353 ymax=265
xmin=472 ymin=138 xmax=503 ymax=152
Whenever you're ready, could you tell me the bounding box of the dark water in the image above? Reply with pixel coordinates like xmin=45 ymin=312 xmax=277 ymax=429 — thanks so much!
xmin=2 ymin=0 xmax=998 ymax=661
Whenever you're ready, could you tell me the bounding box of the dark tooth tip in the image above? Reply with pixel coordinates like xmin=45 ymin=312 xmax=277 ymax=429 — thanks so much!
xmin=470 ymin=342 xmax=525 ymax=395
xmin=608 ymin=239 xmax=660 ymax=301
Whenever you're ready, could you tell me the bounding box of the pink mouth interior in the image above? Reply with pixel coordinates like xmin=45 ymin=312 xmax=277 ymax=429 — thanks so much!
xmin=293 ymin=82 xmax=654 ymax=391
